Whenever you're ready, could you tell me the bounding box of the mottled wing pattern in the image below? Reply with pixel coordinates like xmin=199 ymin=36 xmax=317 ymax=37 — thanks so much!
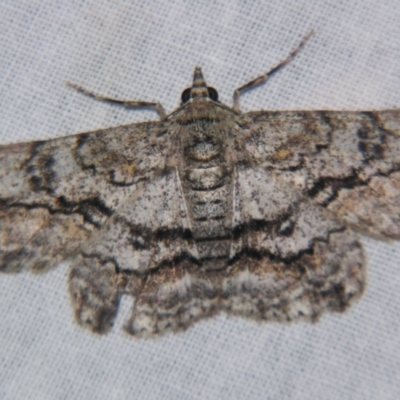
xmin=214 ymin=110 xmax=399 ymax=324
xmin=0 ymin=121 xmax=172 ymax=273
xmin=122 ymin=109 xmax=400 ymax=336
xmin=242 ymin=110 xmax=400 ymax=238
xmin=68 ymin=168 xmax=201 ymax=333
xmin=1 ymin=64 xmax=399 ymax=338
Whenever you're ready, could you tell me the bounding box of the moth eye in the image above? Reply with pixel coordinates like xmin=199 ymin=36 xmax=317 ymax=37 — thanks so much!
xmin=181 ymin=88 xmax=191 ymax=104
xmin=207 ymin=87 xmax=218 ymax=102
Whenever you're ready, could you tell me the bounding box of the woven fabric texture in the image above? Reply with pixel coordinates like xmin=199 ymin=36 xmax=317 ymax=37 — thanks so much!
xmin=0 ymin=1 xmax=399 ymax=399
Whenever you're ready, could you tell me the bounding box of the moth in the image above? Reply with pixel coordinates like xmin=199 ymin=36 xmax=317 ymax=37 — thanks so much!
xmin=1 ymin=32 xmax=399 ymax=337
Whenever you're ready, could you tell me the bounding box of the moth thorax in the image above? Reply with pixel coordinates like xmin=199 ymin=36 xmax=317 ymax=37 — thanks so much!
xmin=189 ymin=141 xmax=221 ymax=161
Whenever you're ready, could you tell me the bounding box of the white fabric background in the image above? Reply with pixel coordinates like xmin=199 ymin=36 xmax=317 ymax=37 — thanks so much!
xmin=0 ymin=1 xmax=399 ymax=399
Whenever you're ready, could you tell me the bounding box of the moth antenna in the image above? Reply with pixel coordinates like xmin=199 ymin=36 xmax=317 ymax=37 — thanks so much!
xmin=232 ymin=30 xmax=314 ymax=112
xmin=66 ymin=81 xmax=166 ymax=120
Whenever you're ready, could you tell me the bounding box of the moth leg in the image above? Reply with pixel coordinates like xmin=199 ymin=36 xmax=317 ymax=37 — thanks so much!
xmin=69 ymin=255 xmax=119 ymax=334
xmin=232 ymin=30 xmax=314 ymax=112
xmin=66 ymin=82 xmax=167 ymax=119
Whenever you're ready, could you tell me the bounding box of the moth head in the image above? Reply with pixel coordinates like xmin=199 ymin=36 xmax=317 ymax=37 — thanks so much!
xmin=181 ymin=66 xmax=219 ymax=105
